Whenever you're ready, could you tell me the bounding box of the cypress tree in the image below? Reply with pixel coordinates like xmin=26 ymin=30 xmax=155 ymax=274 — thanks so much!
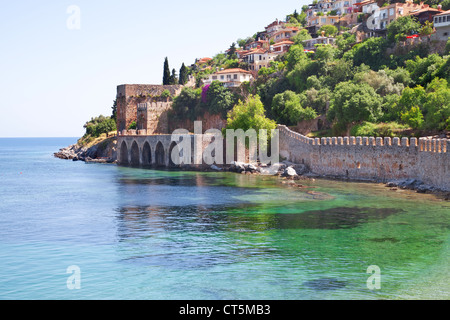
xmin=179 ymin=63 xmax=188 ymax=85
xmin=163 ymin=57 xmax=171 ymax=85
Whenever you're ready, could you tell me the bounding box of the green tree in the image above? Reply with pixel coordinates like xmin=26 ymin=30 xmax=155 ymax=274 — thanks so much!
xmin=319 ymin=25 xmax=338 ymax=37
xmin=286 ymin=59 xmax=320 ymax=92
xmin=315 ymin=44 xmax=337 ymax=63
xmin=179 ymin=63 xmax=188 ymax=85
xmin=111 ymin=99 xmax=117 ymax=121
xmin=441 ymin=0 xmax=450 ymax=10
xmin=386 ymin=15 xmax=420 ymax=43
xmin=291 ymin=29 xmax=312 ymax=45
xmin=328 ymin=81 xmax=383 ymax=128
xmin=204 ymin=81 xmax=237 ymax=117
xmin=353 ymin=69 xmax=404 ymax=96
xmin=172 ymin=87 xmax=202 ymax=120
xmin=163 ymin=57 xmax=171 ymax=85
xmin=401 ymin=106 xmax=424 ymax=129
xmin=226 ymin=95 xmax=277 ymax=139
xmin=335 ymin=32 xmax=356 ymax=57
xmin=347 ymin=37 xmax=389 ymax=70
xmin=285 ymin=44 xmax=307 ymax=71
xmin=405 ymin=54 xmax=445 ymax=86
xmin=393 ymin=85 xmax=427 ymax=120
xmin=169 ymin=68 xmax=178 ymax=85
xmin=228 ymin=42 xmax=237 ymax=59
xmin=419 ymin=21 xmax=434 ymax=36
xmin=271 ymin=90 xmax=317 ymax=125
xmin=303 ymin=87 xmax=331 ymax=114
xmin=384 ymin=67 xmax=412 ymax=87
xmin=422 ymin=78 xmax=450 ymax=130
xmin=445 ymin=39 xmax=450 ymax=55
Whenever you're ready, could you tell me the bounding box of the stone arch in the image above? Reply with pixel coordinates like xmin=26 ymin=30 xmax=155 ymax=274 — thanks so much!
xmin=168 ymin=141 xmax=180 ymax=167
xmin=155 ymin=141 xmax=165 ymax=167
xmin=142 ymin=141 xmax=152 ymax=166
xmin=120 ymin=141 xmax=129 ymax=165
xmin=130 ymin=141 xmax=140 ymax=166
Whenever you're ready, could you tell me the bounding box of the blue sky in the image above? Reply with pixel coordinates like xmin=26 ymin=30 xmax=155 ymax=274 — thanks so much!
xmin=0 ymin=0 xmax=307 ymax=137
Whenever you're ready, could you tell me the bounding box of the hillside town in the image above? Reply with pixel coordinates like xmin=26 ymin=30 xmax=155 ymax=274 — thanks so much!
xmin=194 ymin=0 xmax=449 ymax=86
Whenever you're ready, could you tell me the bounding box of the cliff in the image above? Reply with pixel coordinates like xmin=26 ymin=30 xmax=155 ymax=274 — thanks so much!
xmin=54 ymin=135 xmax=117 ymax=163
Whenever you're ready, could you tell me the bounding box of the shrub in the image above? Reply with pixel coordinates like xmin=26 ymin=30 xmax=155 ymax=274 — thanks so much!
xmin=83 ymin=115 xmax=117 ymax=138
xmin=401 ymin=106 xmax=424 ymax=129
xmin=128 ymin=121 xmax=137 ymax=130
xmin=160 ymin=90 xmax=171 ymax=100
xmin=350 ymin=122 xmax=408 ymax=137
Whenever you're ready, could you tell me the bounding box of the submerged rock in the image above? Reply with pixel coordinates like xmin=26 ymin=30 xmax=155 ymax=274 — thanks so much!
xmin=303 ymin=277 xmax=348 ymax=291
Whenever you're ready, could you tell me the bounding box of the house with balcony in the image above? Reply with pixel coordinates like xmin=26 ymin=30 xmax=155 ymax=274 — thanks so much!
xmin=333 ymin=0 xmax=358 ymax=16
xmin=203 ymin=68 xmax=253 ymax=88
xmin=433 ymin=10 xmax=450 ymax=41
xmin=308 ymin=14 xmax=340 ymax=28
xmin=265 ymin=19 xmax=286 ymax=40
xmin=374 ymin=1 xmax=431 ymax=30
xmin=241 ymin=48 xmax=278 ymax=74
xmin=270 ymin=27 xmax=299 ymax=43
xmin=271 ymin=40 xmax=295 ymax=54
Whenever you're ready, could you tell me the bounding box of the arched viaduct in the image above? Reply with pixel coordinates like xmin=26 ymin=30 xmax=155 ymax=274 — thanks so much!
xmin=117 ymin=135 xmax=186 ymax=167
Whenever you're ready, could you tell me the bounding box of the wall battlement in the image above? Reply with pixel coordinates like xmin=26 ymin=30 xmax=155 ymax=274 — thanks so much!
xmin=278 ymin=125 xmax=450 ymax=191
xmin=278 ymin=125 xmax=449 ymax=153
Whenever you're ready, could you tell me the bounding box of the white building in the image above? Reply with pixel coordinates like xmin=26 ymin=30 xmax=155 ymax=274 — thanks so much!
xmin=433 ymin=10 xmax=450 ymax=41
xmin=203 ymin=68 xmax=253 ymax=88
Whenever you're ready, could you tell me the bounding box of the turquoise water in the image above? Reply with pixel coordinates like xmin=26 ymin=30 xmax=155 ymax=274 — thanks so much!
xmin=0 ymin=138 xmax=449 ymax=300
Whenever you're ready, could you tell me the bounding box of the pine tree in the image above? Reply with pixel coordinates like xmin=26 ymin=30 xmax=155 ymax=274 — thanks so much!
xmin=179 ymin=63 xmax=188 ymax=85
xmin=227 ymin=43 xmax=237 ymax=59
xmin=163 ymin=57 xmax=171 ymax=85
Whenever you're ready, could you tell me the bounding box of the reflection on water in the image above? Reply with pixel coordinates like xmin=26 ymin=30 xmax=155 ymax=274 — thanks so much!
xmin=109 ymin=169 xmax=450 ymax=299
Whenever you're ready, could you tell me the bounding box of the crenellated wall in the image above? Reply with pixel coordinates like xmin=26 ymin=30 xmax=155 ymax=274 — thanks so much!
xmin=278 ymin=125 xmax=450 ymax=191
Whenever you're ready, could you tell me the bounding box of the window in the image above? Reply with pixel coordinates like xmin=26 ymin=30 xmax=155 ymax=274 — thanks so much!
xmin=389 ymin=8 xmax=394 ymax=16
xmin=212 ymin=76 xmax=217 ymax=80
xmin=220 ymin=75 xmax=224 ymax=80
xmin=259 ymin=55 xmax=262 ymax=60
xmin=227 ymin=75 xmax=231 ymax=80
xmin=233 ymin=74 xmax=238 ymax=80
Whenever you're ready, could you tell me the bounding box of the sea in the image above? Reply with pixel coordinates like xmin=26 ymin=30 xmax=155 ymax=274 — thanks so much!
xmin=0 ymin=137 xmax=449 ymax=300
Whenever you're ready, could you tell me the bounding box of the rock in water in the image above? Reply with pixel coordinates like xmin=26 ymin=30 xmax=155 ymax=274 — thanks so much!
xmin=283 ymin=166 xmax=298 ymax=178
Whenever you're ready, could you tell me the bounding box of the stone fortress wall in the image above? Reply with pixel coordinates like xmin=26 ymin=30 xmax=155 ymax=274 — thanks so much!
xmin=115 ymin=83 xmax=450 ymax=191
xmin=116 ymin=84 xmax=183 ymax=134
xmin=278 ymin=125 xmax=450 ymax=191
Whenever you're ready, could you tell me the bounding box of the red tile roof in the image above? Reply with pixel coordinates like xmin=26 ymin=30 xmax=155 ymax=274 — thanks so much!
xmin=272 ymin=40 xmax=294 ymax=46
xmin=436 ymin=9 xmax=450 ymax=16
xmin=197 ymin=57 xmax=212 ymax=64
xmin=215 ymin=68 xmax=252 ymax=75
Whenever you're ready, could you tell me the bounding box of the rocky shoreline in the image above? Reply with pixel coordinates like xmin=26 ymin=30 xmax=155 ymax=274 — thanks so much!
xmin=53 ymin=139 xmax=449 ymax=200
xmin=53 ymin=137 xmax=117 ymax=164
